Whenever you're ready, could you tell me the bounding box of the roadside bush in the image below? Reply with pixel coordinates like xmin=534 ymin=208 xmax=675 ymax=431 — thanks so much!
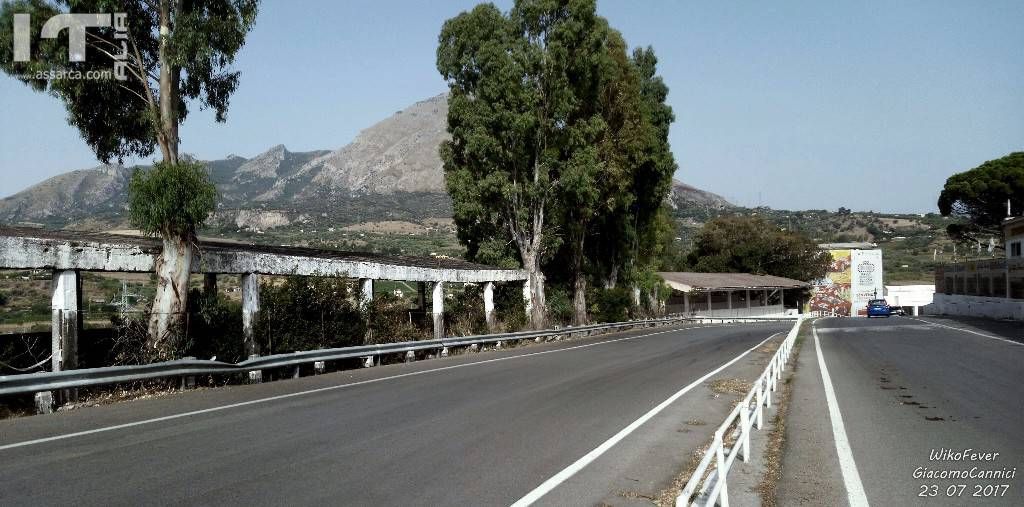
xmin=184 ymin=289 xmax=245 ymax=362
xmin=445 ymin=284 xmax=487 ymax=337
xmin=365 ymin=292 xmax=428 ymax=343
xmin=544 ymin=285 xmax=573 ymax=326
xmin=257 ymin=276 xmax=365 ymax=354
xmin=589 ymin=287 xmax=632 ymax=323
xmin=0 ymin=290 xmax=8 ymax=306
xmin=494 ymin=282 xmax=528 ymax=332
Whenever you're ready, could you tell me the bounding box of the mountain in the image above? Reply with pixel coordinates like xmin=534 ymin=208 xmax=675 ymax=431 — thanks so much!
xmin=0 ymin=93 xmax=729 ymax=229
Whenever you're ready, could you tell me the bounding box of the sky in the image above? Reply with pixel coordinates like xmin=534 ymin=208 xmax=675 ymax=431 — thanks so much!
xmin=1 ymin=0 xmax=1022 ymax=212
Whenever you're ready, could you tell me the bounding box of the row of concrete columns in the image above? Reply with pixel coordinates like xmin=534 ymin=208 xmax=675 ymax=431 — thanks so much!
xmin=681 ymin=288 xmax=781 ymax=314
xmin=43 ymin=270 xmax=522 ymax=375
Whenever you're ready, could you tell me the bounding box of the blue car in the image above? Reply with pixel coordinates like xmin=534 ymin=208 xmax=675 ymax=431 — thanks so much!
xmin=866 ymin=299 xmax=891 ymax=318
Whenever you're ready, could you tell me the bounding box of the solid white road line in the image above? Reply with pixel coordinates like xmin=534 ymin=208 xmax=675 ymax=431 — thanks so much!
xmin=0 ymin=323 xmax=764 ymax=452
xmin=908 ymin=317 xmax=1022 ymax=347
xmin=509 ymin=330 xmax=785 ymax=507
xmin=813 ymin=323 xmax=870 ymax=507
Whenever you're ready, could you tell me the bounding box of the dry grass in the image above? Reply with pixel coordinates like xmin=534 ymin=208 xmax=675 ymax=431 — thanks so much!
xmin=756 ymin=327 xmax=807 ymax=506
xmin=708 ymin=378 xmax=753 ymax=396
xmin=655 ymin=442 xmax=712 ymax=506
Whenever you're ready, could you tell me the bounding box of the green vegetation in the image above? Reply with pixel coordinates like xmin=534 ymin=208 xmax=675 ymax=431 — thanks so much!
xmin=129 ymin=160 xmax=219 ymax=360
xmin=685 ymin=216 xmax=831 ymax=282
xmin=437 ymin=0 xmax=676 ymax=326
xmin=938 ymin=152 xmax=1024 ymax=242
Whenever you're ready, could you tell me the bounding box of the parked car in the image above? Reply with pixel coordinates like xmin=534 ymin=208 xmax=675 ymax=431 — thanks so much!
xmin=866 ymin=299 xmax=891 ymax=318
xmin=889 ymin=305 xmax=906 ymax=316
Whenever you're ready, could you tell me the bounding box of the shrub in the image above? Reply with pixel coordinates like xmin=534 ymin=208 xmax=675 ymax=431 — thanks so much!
xmin=365 ymin=293 xmax=428 ymax=343
xmin=589 ymin=287 xmax=633 ymax=323
xmin=257 ymin=276 xmax=365 ymax=354
xmin=545 ymin=285 xmax=573 ymax=326
xmin=494 ymin=282 xmax=528 ymax=332
xmin=184 ymin=289 xmax=245 ymax=362
xmin=444 ymin=284 xmax=487 ymax=337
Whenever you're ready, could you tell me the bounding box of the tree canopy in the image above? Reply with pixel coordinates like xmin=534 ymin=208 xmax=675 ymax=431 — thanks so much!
xmin=0 ymin=0 xmax=258 ymax=164
xmin=687 ymin=216 xmax=831 ymax=282
xmin=437 ymin=0 xmax=676 ymax=325
xmin=128 ymin=160 xmax=217 ymax=239
xmin=938 ymin=152 xmax=1024 ymax=242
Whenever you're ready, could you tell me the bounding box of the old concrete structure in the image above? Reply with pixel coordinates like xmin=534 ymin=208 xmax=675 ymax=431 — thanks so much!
xmin=658 ymin=272 xmax=809 ymax=318
xmin=0 ymin=226 xmax=529 ymax=373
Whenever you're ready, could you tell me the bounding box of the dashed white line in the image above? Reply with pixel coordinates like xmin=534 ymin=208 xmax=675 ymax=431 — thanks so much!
xmin=813 ymin=323 xmax=870 ymax=507
xmin=510 ymin=330 xmax=785 ymax=507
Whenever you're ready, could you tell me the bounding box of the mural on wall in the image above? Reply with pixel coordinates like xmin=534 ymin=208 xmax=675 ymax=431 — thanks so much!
xmin=851 ymin=249 xmax=884 ymax=316
xmin=809 ymin=249 xmax=853 ymax=316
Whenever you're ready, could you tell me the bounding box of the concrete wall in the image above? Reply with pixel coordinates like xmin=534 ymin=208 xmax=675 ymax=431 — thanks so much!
xmin=924 ymin=293 xmax=1024 ymax=321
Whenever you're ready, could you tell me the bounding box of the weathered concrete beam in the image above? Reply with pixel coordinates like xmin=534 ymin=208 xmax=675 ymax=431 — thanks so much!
xmin=0 ymin=235 xmax=527 ymax=284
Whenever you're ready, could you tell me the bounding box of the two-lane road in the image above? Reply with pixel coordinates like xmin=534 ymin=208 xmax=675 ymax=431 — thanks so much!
xmin=0 ymin=322 xmax=789 ymax=506
xmin=783 ymin=316 xmax=1023 ymax=506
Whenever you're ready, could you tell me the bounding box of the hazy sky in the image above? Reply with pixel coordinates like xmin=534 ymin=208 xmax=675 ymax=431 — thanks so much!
xmin=1 ymin=1 xmax=1022 ymax=212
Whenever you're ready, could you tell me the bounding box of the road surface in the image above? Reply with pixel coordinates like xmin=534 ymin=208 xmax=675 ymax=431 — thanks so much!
xmin=780 ymin=316 xmax=1024 ymax=506
xmin=0 ymin=321 xmax=789 ymax=506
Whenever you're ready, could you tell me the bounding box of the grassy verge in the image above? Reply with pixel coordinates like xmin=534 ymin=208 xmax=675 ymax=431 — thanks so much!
xmin=756 ymin=318 xmax=812 ymax=506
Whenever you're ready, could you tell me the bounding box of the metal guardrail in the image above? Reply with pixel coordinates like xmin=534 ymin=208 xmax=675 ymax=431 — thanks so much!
xmin=676 ymin=316 xmax=805 ymax=507
xmin=0 ymin=315 xmax=798 ymax=397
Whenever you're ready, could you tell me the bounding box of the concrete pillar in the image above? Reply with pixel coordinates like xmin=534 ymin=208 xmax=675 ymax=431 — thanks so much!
xmin=632 ymin=286 xmax=641 ymax=307
xmin=484 ymin=281 xmax=496 ymax=331
xmin=432 ymin=281 xmax=445 ymax=339
xmin=706 ymin=291 xmax=712 ymax=313
xmin=241 ymin=273 xmax=260 ymax=357
xmin=417 ymin=282 xmax=427 ymax=311
xmin=523 ymin=277 xmax=533 ymax=315
xmin=683 ymin=292 xmax=690 ymax=314
xmin=763 ymin=289 xmax=769 ymax=308
xmin=745 ymin=289 xmax=751 ymax=309
xmin=203 ymin=273 xmax=217 ymax=298
xmin=359 ymin=278 xmax=374 ymax=307
xmin=50 ymin=269 xmax=80 ymax=373
xmin=727 ymin=290 xmax=733 ymax=310
xmin=45 ymin=269 xmax=80 ymax=408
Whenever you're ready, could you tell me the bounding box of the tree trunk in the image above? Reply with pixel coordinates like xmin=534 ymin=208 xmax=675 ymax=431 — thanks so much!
xmin=147 ymin=235 xmax=192 ymax=361
xmin=603 ymin=264 xmax=618 ymax=289
xmin=572 ymin=240 xmax=587 ymax=325
xmin=521 ymin=249 xmax=546 ymax=330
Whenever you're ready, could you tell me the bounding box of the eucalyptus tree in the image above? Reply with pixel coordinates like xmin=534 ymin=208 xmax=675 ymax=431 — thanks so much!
xmin=0 ymin=0 xmax=259 ymax=358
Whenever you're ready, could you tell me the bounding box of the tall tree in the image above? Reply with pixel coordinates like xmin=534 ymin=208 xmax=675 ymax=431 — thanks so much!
xmin=1 ymin=0 xmax=258 ymax=358
xmin=438 ymin=0 xmax=612 ymax=328
xmin=688 ymin=216 xmax=831 ymax=282
xmin=938 ymin=152 xmax=1024 ymax=243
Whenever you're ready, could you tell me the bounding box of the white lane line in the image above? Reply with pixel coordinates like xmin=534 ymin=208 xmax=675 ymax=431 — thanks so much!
xmin=908 ymin=317 xmax=1022 ymax=347
xmin=510 ymin=330 xmax=785 ymax=507
xmin=0 ymin=323 xmax=773 ymax=452
xmin=813 ymin=323 xmax=870 ymax=507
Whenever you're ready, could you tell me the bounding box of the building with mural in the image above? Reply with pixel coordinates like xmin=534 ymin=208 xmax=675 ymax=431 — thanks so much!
xmin=809 ymin=244 xmax=884 ymax=316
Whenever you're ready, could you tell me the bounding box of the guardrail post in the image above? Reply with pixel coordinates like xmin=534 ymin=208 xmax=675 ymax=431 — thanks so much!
xmin=715 ymin=430 xmax=730 ymax=507
xmin=755 ymin=385 xmax=764 ymax=429
xmin=247 ymin=354 xmax=262 ymax=383
xmin=740 ymin=404 xmax=751 ymax=462
xmin=180 ymin=356 xmax=196 ymax=390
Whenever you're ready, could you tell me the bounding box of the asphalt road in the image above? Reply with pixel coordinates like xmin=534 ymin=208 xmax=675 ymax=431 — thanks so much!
xmin=0 ymin=322 xmax=789 ymax=506
xmin=782 ymin=316 xmax=1024 ymax=506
